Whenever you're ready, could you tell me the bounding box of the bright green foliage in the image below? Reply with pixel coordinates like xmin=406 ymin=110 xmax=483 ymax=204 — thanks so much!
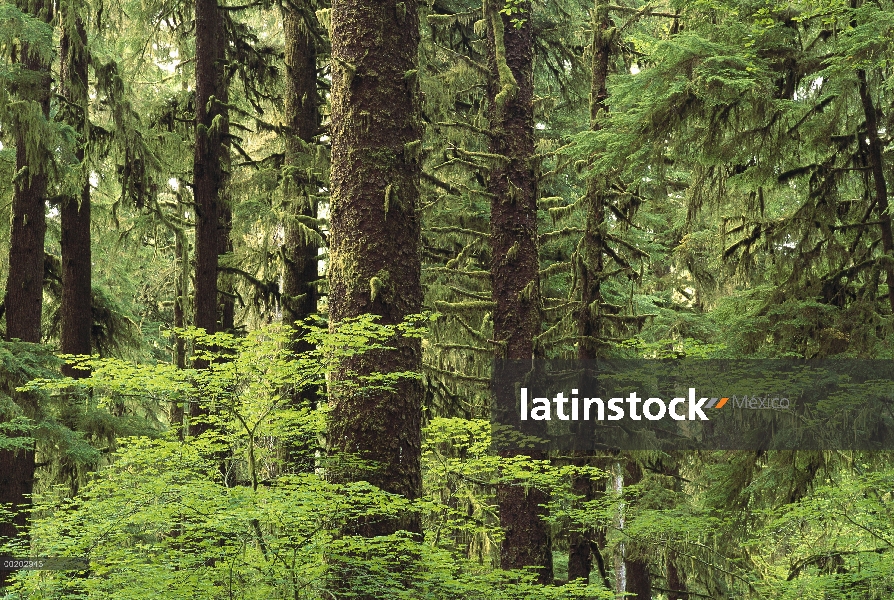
xmin=6 ymin=321 xmax=615 ymax=599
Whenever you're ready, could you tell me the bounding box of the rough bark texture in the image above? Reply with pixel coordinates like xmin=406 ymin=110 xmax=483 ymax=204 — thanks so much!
xmin=60 ymin=16 xmax=92 ymax=379
xmin=485 ymin=0 xmax=552 ymax=583
xmin=4 ymin=0 xmax=51 ymax=345
xmin=191 ymin=0 xmax=229 ymax=434
xmin=856 ymin=69 xmax=894 ymax=314
xmin=327 ymin=0 xmax=423 ymax=539
xmin=193 ymin=0 xmax=228 ymax=338
xmin=0 ymin=0 xmax=52 ymax=587
xmin=281 ymin=1 xmax=321 ymax=336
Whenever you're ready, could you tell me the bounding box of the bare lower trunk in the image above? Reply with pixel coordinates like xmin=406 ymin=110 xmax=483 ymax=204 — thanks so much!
xmin=60 ymin=16 xmax=92 ymax=379
xmin=191 ymin=0 xmax=229 ymax=434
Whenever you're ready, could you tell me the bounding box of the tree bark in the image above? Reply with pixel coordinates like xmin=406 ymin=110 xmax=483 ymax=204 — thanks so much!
xmin=567 ymin=473 xmax=594 ymax=582
xmin=0 ymin=0 xmax=53 ymax=587
xmin=567 ymin=4 xmax=615 ymax=582
xmin=193 ymin=0 xmax=228 ymax=339
xmin=281 ymin=1 xmax=321 ymax=337
xmin=191 ymin=0 xmax=229 ymax=434
xmin=856 ymin=69 xmax=894 ymax=314
xmin=60 ymin=15 xmax=92 ymax=379
xmin=622 ymin=460 xmax=651 ymax=599
xmin=578 ymin=0 xmax=612 ymax=361
xmin=484 ymin=0 xmax=552 ymax=583
xmin=327 ymin=0 xmax=423 ymax=541
xmin=278 ymin=1 xmax=322 ymax=474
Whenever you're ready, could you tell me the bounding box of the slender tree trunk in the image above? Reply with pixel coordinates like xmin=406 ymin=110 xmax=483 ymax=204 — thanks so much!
xmin=856 ymin=69 xmax=894 ymax=314
xmin=193 ymin=0 xmax=228 ymax=339
xmin=171 ymin=219 xmax=188 ymax=439
xmin=485 ymin=0 xmax=552 ymax=583
xmin=0 ymin=0 xmax=53 ymax=587
xmin=567 ymin=473 xmax=594 ymax=582
xmin=578 ymin=0 xmax=612 ymax=361
xmin=327 ymin=0 xmax=423 ymax=538
xmin=191 ymin=0 xmax=228 ymax=434
xmin=281 ymin=1 xmax=320 ymax=337
xmin=620 ymin=460 xmax=651 ymax=599
xmin=60 ymin=15 xmax=92 ymax=379
xmin=666 ymin=550 xmax=685 ymax=600
xmin=218 ymin=203 xmax=234 ymax=332
xmin=279 ymin=1 xmax=322 ymax=474
xmin=567 ymin=4 xmax=614 ymax=582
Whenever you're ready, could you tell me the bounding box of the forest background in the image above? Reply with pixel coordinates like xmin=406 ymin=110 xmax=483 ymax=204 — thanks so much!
xmin=0 ymin=0 xmax=893 ymax=597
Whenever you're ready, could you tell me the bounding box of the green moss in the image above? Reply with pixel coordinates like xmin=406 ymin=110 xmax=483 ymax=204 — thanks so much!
xmin=487 ymin=0 xmax=518 ymax=115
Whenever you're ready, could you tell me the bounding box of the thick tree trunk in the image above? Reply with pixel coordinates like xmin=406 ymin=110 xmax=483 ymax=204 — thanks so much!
xmin=60 ymin=16 xmax=92 ymax=379
xmin=327 ymin=0 xmax=423 ymax=539
xmin=485 ymin=0 xmax=552 ymax=583
xmin=856 ymin=69 xmax=894 ymax=314
xmin=281 ymin=1 xmax=320 ymax=337
xmin=0 ymin=0 xmax=53 ymax=587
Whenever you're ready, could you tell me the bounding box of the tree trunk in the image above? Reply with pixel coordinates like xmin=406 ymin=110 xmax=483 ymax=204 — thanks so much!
xmin=856 ymin=69 xmax=894 ymax=314
xmin=621 ymin=460 xmax=651 ymax=599
xmin=0 ymin=0 xmax=53 ymax=587
xmin=327 ymin=0 xmax=423 ymax=538
xmin=567 ymin=472 xmax=594 ymax=582
xmin=666 ymin=550 xmax=686 ymax=600
xmin=578 ymin=0 xmax=612 ymax=361
xmin=60 ymin=15 xmax=92 ymax=379
xmin=193 ymin=0 xmax=228 ymax=339
xmin=171 ymin=217 xmax=188 ymax=440
xmin=218 ymin=203 xmax=234 ymax=332
xmin=191 ymin=0 xmax=228 ymax=434
xmin=484 ymin=0 xmax=552 ymax=583
xmin=281 ymin=1 xmax=321 ymax=337
xmin=279 ymin=1 xmax=322 ymax=475
xmin=567 ymin=4 xmax=614 ymax=581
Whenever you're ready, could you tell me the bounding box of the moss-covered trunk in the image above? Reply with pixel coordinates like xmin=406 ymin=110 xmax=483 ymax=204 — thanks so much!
xmin=856 ymin=69 xmax=894 ymax=314
xmin=578 ymin=0 xmax=611 ymax=361
xmin=60 ymin=15 xmax=92 ymax=379
xmin=0 ymin=0 xmax=53 ymax=587
xmin=485 ymin=0 xmax=552 ymax=583
xmin=327 ymin=0 xmax=423 ymax=536
xmin=567 ymin=3 xmax=613 ymax=584
xmin=281 ymin=2 xmax=321 ymax=337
